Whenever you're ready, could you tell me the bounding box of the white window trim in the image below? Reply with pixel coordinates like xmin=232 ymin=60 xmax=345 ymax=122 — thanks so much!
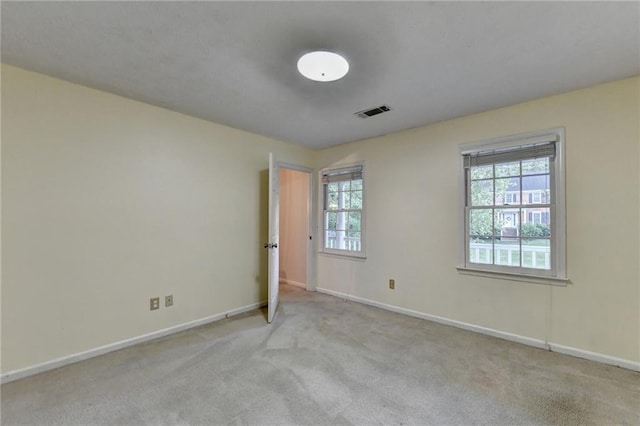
xmin=532 ymin=192 xmax=542 ymax=204
xmin=457 ymin=128 xmax=567 ymax=285
xmin=532 ymin=211 xmax=542 ymax=223
xmin=318 ymin=162 xmax=367 ymax=259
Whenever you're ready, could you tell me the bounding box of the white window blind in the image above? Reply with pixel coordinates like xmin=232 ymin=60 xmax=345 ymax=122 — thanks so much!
xmin=463 ymin=138 xmax=557 ymax=168
xmin=321 ymin=166 xmax=363 ymax=184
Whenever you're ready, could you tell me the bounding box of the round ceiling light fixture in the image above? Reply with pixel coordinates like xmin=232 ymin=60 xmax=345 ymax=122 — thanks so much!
xmin=297 ymin=51 xmax=349 ymax=82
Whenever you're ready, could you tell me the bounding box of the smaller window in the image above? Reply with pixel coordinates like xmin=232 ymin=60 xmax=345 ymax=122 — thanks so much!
xmin=542 ymin=212 xmax=550 ymax=224
xmin=532 ymin=211 xmax=542 ymax=224
xmin=532 ymin=192 xmax=542 ymax=204
xmin=504 ymin=193 xmax=518 ymax=204
xmin=320 ymin=164 xmax=365 ymax=257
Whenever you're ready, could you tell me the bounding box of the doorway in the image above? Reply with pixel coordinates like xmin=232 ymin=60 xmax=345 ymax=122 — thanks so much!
xmin=278 ymin=166 xmax=312 ymax=292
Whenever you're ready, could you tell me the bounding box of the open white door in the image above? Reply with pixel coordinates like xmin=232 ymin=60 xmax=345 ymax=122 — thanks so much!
xmin=265 ymin=153 xmax=280 ymax=323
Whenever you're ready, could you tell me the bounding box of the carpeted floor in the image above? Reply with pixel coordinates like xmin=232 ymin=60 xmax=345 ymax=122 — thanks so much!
xmin=2 ymin=284 xmax=639 ymax=425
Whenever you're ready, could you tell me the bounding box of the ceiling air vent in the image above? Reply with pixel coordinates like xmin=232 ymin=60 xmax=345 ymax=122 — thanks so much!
xmin=355 ymin=105 xmax=391 ymax=119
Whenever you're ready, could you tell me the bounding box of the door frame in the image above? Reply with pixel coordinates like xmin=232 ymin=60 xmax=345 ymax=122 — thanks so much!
xmin=278 ymin=162 xmax=315 ymax=292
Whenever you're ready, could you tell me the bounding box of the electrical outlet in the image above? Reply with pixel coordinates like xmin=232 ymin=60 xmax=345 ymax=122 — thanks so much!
xmin=389 ymin=279 xmax=395 ymax=290
xmin=150 ymin=297 xmax=160 ymax=311
xmin=165 ymin=295 xmax=173 ymax=307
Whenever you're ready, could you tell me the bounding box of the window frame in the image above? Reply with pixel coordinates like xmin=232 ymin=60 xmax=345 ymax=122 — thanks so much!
xmin=318 ymin=163 xmax=366 ymax=259
xmin=457 ymin=128 xmax=567 ymax=285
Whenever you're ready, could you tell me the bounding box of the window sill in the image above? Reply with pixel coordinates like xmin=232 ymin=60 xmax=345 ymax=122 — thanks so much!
xmin=318 ymin=251 xmax=367 ymax=261
xmin=456 ymin=266 xmax=568 ymax=286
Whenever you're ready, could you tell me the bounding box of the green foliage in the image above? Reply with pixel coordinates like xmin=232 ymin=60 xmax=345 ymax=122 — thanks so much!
xmin=471 ymin=222 xmax=550 ymax=241
xmin=469 ymin=210 xmax=499 ymax=237
xmin=521 ymin=223 xmax=550 ymax=238
xmin=522 ymin=158 xmax=549 ymax=175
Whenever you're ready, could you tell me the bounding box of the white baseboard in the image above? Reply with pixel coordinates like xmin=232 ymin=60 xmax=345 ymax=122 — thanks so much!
xmin=548 ymin=343 xmax=640 ymax=372
xmin=316 ymin=287 xmax=640 ymax=372
xmin=1 ymin=300 xmax=267 ymax=384
xmin=279 ymin=278 xmax=307 ymax=289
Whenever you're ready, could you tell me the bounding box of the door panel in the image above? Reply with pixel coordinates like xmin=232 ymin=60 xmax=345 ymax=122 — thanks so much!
xmin=267 ymin=153 xmax=280 ymax=323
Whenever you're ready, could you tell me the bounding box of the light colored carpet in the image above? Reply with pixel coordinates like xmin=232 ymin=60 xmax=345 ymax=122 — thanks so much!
xmin=2 ymin=284 xmax=639 ymax=425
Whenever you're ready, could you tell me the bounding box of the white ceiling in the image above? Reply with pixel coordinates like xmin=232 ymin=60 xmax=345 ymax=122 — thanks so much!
xmin=2 ymin=1 xmax=639 ymax=149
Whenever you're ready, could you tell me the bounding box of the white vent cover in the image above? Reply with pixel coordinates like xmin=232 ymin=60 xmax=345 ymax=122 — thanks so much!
xmin=355 ymin=105 xmax=391 ymax=119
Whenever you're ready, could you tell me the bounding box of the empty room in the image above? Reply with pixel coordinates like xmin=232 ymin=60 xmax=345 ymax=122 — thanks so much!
xmin=1 ymin=1 xmax=639 ymax=425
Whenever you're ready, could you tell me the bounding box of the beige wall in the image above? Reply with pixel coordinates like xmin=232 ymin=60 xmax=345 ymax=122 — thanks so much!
xmin=2 ymin=63 xmax=638 ymax=374
xmin=279 ymin=168 xmax=310 ymax=287
xmin=1 ymin=65 xmax=314 ymax=373
xmin=316 ymin=76 xmax=640 ymax=363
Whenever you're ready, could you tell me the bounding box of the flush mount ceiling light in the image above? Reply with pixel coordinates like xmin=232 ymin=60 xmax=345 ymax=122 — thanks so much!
xmin=297 ymin=51 xmax=349 ymax=82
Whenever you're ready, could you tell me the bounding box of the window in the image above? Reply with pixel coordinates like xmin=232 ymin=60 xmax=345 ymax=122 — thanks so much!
xmin=459 ymin=129 xmax=566 ymax=283
xmin=531 ymin=211 xmax=542 ymax=224
xmin=320 ymin=164 xmax=365 ymax=257
xmin=531 ymin=192 xmax=542 ymax=204
xmin=504 ymin=193 xmax=518 ymax=204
